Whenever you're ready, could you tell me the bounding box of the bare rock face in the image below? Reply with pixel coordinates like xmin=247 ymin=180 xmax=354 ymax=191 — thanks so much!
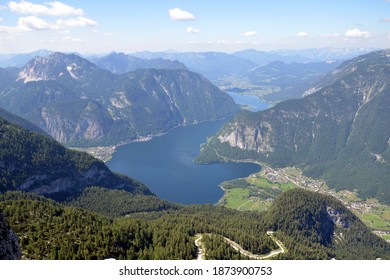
xmin=217 ymin=121 xmax=274 ymax=153
xmin=0 ymin=211 xmax=21 ymax=260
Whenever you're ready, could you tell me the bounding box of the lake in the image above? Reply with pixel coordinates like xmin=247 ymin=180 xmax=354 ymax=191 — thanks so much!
xmin=227 ymin=92 xmax=271 ymax=112
xmin=106 ymin=119 xmax=260 ymax=204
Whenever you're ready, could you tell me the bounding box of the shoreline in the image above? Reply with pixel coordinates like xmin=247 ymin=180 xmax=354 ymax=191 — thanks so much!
xmin=70 ymin=116 xmax=233 ymax=162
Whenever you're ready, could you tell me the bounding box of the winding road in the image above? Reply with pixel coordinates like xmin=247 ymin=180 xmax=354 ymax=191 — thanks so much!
xmin=194 ymin=231 xmax=286 ymax=260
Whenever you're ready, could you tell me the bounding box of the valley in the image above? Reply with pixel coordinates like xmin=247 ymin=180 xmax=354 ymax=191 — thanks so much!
xmin=1 ymin=47 xmax=390 ymax=260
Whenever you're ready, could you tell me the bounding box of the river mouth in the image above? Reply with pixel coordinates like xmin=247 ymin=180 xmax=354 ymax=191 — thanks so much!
xmin=106 ymin=119 xmax=260 ymax=204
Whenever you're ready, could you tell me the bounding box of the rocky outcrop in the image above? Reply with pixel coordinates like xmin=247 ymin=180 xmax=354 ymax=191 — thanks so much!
xmin=327 ymin=207 xmax=350 ymax=229
xmin=0 ymin=211 xmax=21 ymax=260
xmin=217 ymin=121 xmax=274 ymax=153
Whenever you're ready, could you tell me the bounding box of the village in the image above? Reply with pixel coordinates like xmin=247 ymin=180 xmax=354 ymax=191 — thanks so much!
xmin=258 ymin=164 xmax=390 ymax=241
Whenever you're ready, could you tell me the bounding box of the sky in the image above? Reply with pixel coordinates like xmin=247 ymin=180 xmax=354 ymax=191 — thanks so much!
xmin=1 ymin=0 xmax=390 ymax=54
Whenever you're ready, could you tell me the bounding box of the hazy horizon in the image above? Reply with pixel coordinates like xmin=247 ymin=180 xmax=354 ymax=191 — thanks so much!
xmin=0 ymin=0 xmax=389 ymax=54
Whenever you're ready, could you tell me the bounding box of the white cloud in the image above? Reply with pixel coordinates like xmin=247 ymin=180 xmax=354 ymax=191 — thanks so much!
xmin=55 ymin=17 xmax=98 ymax=28
xmin=216 ymin=40 xmax=227 ymax=44
xmin=381 ymin=18 xmax=390 ymax=23
xmin=187 ymin=26 xmax=200 ymax=34
xmin=17 ymin=16 xmax=50 ymax=31
xmin=0 ymin=15 xmax=97 ymax=35
xmin=8 ymin=1 xmax=84 ymax=17
xmin=169 ymin=8 xmax=195 ymax=21
xmin=0 ymin=26 xmax=14 ymax=34
xmin=241 ymin=31 xmax=257 ymax=37
xmin=345 ymin=28 xmax=371 ymax=38
xmin=297 ymin=32 xmax=309 ymax=38
xmin=320 ymin=33 xmax=342 ymax=38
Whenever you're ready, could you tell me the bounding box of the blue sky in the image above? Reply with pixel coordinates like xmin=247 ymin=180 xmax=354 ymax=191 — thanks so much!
xmin=1 ymin=0 xmax=390 ymax=53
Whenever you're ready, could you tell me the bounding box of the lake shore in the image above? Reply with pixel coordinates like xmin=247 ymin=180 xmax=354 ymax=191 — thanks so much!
xmin=70 ymin=117 xmax=234 ymax=162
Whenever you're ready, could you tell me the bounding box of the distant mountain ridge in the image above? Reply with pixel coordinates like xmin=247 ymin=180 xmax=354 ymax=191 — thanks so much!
xmin=0 ymin=48 xmax=373 ymax=103
xmin=200 ymin=50 xmax=390 ymax=204
xmin=94 ymin=52 xmax=188 ymax=74
xmin=244 ymin=60 xmax=341 ymax=101
xmin=0 ymin=49 xmax=53 ymax=68
xmin=0 ymin=52 xmax=238 ymax=147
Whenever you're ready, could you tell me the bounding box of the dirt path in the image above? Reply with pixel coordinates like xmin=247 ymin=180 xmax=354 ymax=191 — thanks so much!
xmin=194 ymin=234 xmax=206 ymax=260
xmin=194 ymin=231 xmax=286 ymax=260
xmin=237 ymin=200 xmax=253 ymax=210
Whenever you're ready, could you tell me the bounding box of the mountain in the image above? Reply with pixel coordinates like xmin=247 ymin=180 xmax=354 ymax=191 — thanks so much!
xmin=0 ymin=49 xmax=53 ymax=68
xmin=95 ymin=52 xmax=188 ymax=74
xmin=199 ymin=50 xmax=390 ymax=204
xmin=0 ymin=52 xmax=238 ymax=147
xmin=0 ymin=115 xmax=151 ymax=200
xmin=269 ymin=47 xmax=377 ymax=61
xmin=0 ymin=210 xmax=21 ymax=260
xmin=244 ymin=60 xmax=341 ymax=101
xmin=0 ymin=67 xmax=19 ymax=91
xmin=0 ymin=107 xmax=48 ymax=136
xmin=234 ymin=48 xmax=375 ymax=65
xmin=132 ymin=51 xmax=258 ymax=80
xmin=233 ymin=49 xmax=310 ymax=64
xmin=266 ymin=188 xmax=390 ymax=259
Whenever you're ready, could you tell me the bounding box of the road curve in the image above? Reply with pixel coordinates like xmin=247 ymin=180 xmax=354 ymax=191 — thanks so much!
xmin=194 ymin=231 xmax=286 ymax=260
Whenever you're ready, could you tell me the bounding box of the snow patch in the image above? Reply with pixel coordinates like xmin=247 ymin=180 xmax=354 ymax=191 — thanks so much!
xmin=66 ymin=64 xmax=80 ymax=80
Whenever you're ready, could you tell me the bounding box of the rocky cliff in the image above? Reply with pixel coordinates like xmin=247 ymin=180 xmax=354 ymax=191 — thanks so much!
xmin=0 ymin=210 xmax=21 ymax=260
xmin=205 ymin=50 xmax=390 ymax=203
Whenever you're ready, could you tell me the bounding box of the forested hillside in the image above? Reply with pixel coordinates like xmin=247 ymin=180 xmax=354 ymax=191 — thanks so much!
xmin=0 ymin=115 xmax=150 ymax=200
xmin=200 ymin=50 xmax=390 ymax=204
xmin=2 ymin=188 xmax=389 ymax=260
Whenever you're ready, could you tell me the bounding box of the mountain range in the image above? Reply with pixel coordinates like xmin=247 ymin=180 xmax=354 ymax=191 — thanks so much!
xmin=0 ymin=48 xmax=373 ymax=105
xmin=0 ymin=48 xmax=389 ymax=260
xmin=199 ymin=50 xmax=390 ymax=204
xmin=1 ymin=116 xmax=388 ymax=259
xmin=92 ymin=52 xmax=188 ymax=74
xmin=0 ymin=52 xmax=238 ymax=147
xmin=243 ymin=60 xmax=341 ymax=101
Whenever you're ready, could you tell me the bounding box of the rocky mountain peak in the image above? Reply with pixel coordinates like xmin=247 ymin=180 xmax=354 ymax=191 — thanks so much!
xmin=17 ymin=52 xmax=98 ymax=83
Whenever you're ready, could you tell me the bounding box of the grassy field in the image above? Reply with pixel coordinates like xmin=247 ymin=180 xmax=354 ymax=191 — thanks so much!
xmin=222 ymin=188 xmax=272 ymax=212
xmin=382 ymin=235 xmax=390 ymax=241
xmin=224 ymin=188 xmax=250 ymax=209
xmin=248 ymin=176 xmax=296 ymax=192
xmin=361 ymin=212 xmax=390 ymax=231
xmin=219 ymin=171 xmax=297 ymax=213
